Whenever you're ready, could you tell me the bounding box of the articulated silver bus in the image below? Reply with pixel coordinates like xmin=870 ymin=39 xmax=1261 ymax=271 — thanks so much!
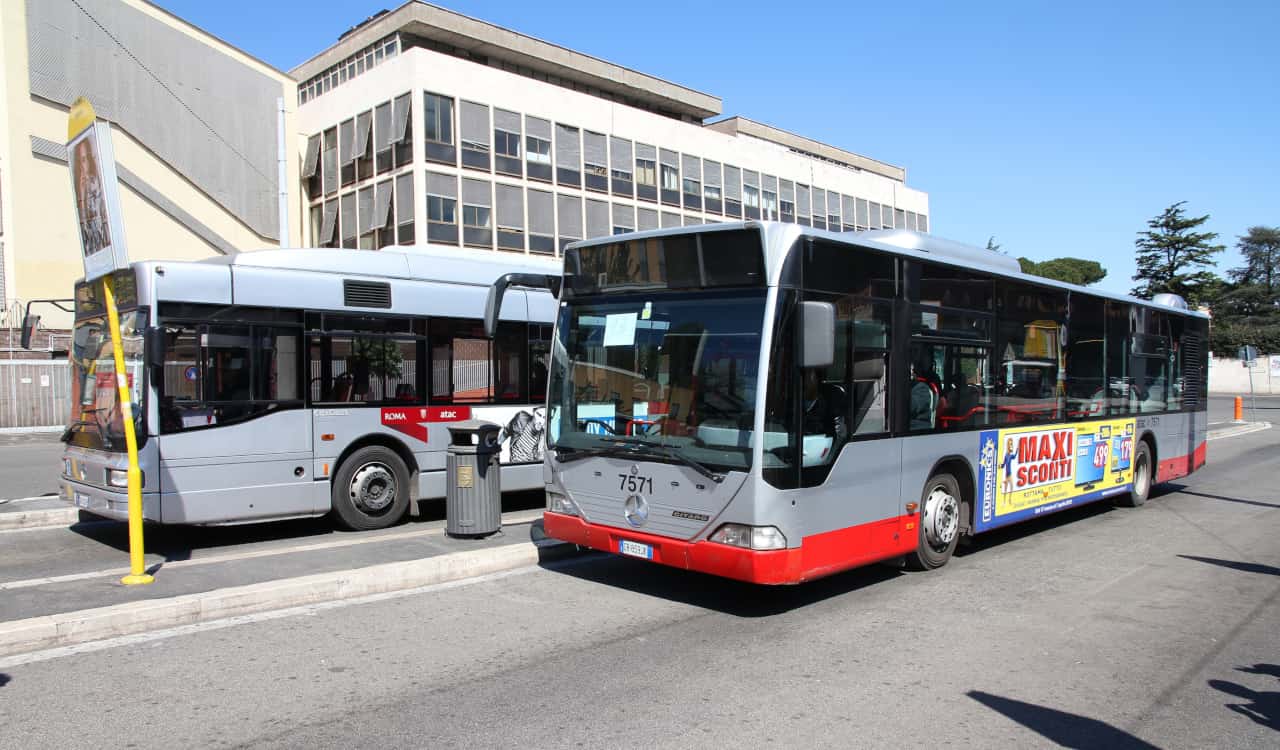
xmin=488 ymin=221 xmax=1209 ymax=584
xmin=61 ymin=246 xmax=556 ymax=530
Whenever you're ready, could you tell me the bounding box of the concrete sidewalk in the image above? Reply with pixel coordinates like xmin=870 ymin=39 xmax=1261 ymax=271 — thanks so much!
xmin=0 ymin=510 xmax=576 ymax=658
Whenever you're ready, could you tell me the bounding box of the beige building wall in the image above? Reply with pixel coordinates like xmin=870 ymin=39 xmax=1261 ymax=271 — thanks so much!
xmin=0 ymin=0 xmax=301 ymax=329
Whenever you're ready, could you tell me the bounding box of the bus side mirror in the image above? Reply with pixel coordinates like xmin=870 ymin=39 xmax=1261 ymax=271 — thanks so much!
xmin=146 ymin=327 xmax=168 ymax=368
xmin=20 ymin=314 xmax=39 ymax=350
xmin=798 ymin=301 xmax=835 ymax=369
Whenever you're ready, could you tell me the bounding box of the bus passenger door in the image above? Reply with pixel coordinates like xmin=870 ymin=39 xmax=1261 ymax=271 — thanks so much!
xmin=157 ymin=325 xmax=316 ymax=524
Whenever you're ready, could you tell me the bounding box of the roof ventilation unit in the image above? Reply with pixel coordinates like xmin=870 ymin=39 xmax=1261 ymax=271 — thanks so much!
xmin=343 ymin=279 xmax=392 ymax=309
xmin=1151 ymin=293 xmax=1188 ymax=310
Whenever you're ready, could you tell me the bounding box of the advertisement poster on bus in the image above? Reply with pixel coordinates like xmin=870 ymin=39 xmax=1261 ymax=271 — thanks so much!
xmin=975 ymin=418 xmax=1136 ymax=532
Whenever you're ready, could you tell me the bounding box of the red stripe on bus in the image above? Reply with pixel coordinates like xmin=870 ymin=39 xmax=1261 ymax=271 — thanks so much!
xmin=544 ymin=511 xmax=918 ymax=585
xmin=1157 ymin=441 xmax=1207 ymax=483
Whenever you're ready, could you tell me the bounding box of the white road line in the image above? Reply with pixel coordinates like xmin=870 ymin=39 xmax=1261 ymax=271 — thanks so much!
xmin=0 ymin=565 xmax=544 ymax=669
xmin=0 ymin=495 xmax=60 ymax=505
xmin=1206 ymin=421 xmax=1271 ymax=441
xmin=0 ymin=508 xmax=545 ymax=591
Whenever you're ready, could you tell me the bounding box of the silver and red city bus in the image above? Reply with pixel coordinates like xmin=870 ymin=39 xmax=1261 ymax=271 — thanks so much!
xmin=488 ymin=221 xmax=1209 ymax=584
xmin=61 ymin=245 xmax=556 ymax=530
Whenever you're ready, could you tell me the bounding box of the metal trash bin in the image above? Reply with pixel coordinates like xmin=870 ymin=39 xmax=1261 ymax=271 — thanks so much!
xmin=445 ymin=420 xmax=503 ymax=538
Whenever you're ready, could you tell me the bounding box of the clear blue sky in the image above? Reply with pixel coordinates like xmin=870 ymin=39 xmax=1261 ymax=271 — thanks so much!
xmin=161 ymin=0 xmax=1279 ymax=296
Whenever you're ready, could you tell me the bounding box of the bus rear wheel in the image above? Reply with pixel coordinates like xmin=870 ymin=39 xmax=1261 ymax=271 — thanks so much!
xmin=906 ymin=473 xmax=962 ymax=571
xmin=1117 ymin=440 xmax=1152 ymax=508
xmin=332 ymin=446 xmax=411 ymax=530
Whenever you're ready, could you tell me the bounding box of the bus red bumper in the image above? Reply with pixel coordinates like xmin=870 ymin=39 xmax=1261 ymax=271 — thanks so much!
xmin=544 ymin=511 xmax=915 ymax=585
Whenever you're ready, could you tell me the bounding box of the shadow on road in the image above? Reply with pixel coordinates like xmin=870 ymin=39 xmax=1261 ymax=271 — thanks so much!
xmin=66 ymin=490 xmax=548 ymax=572
xmin=543 ymin=552 xmax=903 ymax=617
xmin=1208 ymin=663 xmax=1280 ymax=732
xmin=1173 ymin=489 xmax=1280 ymax=510
xmin=1178 ymin=555 xmax=1280 ymax=577
xmin=0 ymin=673 xmax=9 ymax=687
xmin=967 ymin=690 xmax=1159 ymax=748
xmin=956 ymin=500 xmax=1118 ymax=558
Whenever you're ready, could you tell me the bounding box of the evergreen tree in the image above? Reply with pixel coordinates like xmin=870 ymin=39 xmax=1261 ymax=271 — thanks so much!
xmin=1131 ymin=201 xmax=1224 ymax=305
xmin=1228 ymin=226 xmax=1280 ymax=297
xmin=1018 ymin=257 xmax=1107 ymax=286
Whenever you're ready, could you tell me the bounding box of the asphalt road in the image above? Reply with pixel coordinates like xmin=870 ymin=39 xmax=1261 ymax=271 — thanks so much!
xmin=0 ymin=419 xmax=1276 ymax=747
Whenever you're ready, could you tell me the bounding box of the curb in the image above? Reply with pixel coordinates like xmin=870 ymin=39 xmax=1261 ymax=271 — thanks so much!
xmin=1206 ymin=421 xmax=1271 ymax=441
xmin=0 ymin=539 xmax=576 ymax=658
xmin=0 ymin=507 xmax=78 ymax=532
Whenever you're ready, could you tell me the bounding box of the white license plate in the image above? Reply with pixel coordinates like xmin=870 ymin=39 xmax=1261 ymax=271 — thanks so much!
xmin=619 ymin=539 xmax=653 ymax=559
xmin=74 ymin=492 xmax=91 ymax=509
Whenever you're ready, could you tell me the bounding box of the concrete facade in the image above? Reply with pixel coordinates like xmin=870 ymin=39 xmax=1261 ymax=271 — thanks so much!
xmin=0 ymin=0 xmax=299 ymax=328
xmin=292 ymin=3 xmax=928 ymax=256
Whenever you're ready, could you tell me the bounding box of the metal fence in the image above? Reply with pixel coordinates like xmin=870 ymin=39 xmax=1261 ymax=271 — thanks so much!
xmin=0 ymin=359 xmax=71 ymax=430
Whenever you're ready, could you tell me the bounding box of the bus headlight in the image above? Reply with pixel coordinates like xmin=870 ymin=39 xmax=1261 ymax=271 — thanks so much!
xmin=105 ymin=468 xmax=142 ymax=488
xmin=547 ymin=491 xmax=579 ymax=516
xmin=709 ymin=524 xmax=787 ymax=551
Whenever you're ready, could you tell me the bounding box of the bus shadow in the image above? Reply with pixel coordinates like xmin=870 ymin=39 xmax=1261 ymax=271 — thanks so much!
xmin=67 ymin=490 xmax=549 ymax=567
xmin=542 ymin=553 xmax=904 ymax=618
xmin=956 ymin=499 xmax=1120 ymax=558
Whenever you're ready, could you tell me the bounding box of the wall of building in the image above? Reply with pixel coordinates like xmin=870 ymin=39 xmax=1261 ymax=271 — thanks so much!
xmin=296 ymin=45 xmax=929 ymax=254
xmin=1209 ymin=354 xmax=1280 ymax=395
xmin=1 ymin=0 xmax=301 ymax=329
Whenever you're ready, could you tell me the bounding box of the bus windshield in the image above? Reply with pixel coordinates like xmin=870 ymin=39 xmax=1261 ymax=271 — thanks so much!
xmin=547 ymin=289 xmax=766 ymax=474
xmin=66 ymin=310 xmax=147 ymax=451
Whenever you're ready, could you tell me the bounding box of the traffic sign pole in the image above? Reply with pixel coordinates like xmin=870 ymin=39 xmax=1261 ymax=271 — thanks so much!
xmin=103 ymin=276 xmax=152 ymax=586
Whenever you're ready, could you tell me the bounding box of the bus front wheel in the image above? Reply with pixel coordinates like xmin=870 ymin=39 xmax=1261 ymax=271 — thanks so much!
xmin=906 ymin=473 xmax=961 ymax=571
xmin=331 ymin=446 xmax=411 ymax=530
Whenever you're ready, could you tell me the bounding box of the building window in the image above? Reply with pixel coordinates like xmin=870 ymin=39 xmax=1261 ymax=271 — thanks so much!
xmin=635 ymin=149 xmax=657 ymax=203
xmin=319 ymin=199 xmax=338 ymax=247
xmin=392 ymin=93 xmax=413 ymax=168
xmin=762 ymin=190 xmax=778 ymax=221
xmin=611 ymin=203 xmax=634 ymax=236
xmin=460 ymin=100 xmax=491 ymax=171
xmin=525 ymin=116 xmax=553 ymax=183
xmin=743 ymin=185 xmax=760 ymax=220
xmin=322 ymin=127 xmax=338 ymax=197
xmin=303 ymin=133 xmax=322 ymax=198
xmin=426 ymin=172 xmax=458 ymax=245
xmin=527 ymin=188 xmax=554 ymax=254
xmin=610 ymin=136 xmax=633 ymax=197
xmin=395 ymin=173 xmax=414 ymax=244
xmin=423 ymin=91 xmax=455 ymax=165
xmin=659 ymin=149 xmax=680 ymax=207
xmin=495 ymin=183 xmax=524 ymax=251
xmin=354 ymin=110 xmax=373 ymax=182
xmin=373 ymin=179 xmax=395 ymax=249
xmin=557 ymin=193 xmax=582 ymax=253
xmin=555 ymin=124 xmax=581 ymax=188
xmin=702 ymin=160 xmax=722 ymax=215
xmin=494 ymin=108 xmax=522 ymax=177
xmin=681 ymin=155 xmax=701 ymax=211
xmin=583 ymin=131 xmax=608 ymax=193
xmin=462 ymin=178 xmax=492 ymax=248
xmin=357 ymin=185 xmax=376 ymax=249
xmin=723 ymin=165 xmax=742 ymax=218
xmin=374 ymin=101 xmax=393 ymax=174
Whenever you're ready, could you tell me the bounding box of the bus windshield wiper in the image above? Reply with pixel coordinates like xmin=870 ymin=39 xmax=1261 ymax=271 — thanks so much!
xmin=601 ymin=437 xmax=725 ymax=483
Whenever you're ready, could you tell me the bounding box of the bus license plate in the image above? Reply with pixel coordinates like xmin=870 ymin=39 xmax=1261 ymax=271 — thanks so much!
xmin=619 ymin=539 xmax=652 ymax=559
xmin=74 ymin=492 xmax=91 ymax=509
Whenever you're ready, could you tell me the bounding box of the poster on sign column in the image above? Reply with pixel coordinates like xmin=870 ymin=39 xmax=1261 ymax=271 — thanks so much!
xmin=975 ymin=418 xmax=1136 ymax=532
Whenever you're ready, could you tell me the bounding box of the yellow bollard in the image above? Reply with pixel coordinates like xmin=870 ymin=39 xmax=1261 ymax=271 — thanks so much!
xmin=103 ymin=277 xmax=153 ymax=586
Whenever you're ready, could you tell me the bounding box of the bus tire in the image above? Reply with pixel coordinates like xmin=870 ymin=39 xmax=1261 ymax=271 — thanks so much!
xmin=906 ymin=472 xmax=962 ymax=571
xmin=1118 ymin=440 xmax=1152 ymax=508
xmin=331 ymin=446 xmax=411 ymax=530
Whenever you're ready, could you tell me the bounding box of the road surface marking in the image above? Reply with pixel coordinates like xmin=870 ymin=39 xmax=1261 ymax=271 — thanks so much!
xmin=0 ymin=508 xmax=545 ymax=591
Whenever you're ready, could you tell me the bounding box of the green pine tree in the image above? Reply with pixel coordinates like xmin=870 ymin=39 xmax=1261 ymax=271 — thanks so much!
xmin=1228 ymin=226 xmax=1280 ymax=298
xmin=1131 ymin=202 xmax=1225 ymax=305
